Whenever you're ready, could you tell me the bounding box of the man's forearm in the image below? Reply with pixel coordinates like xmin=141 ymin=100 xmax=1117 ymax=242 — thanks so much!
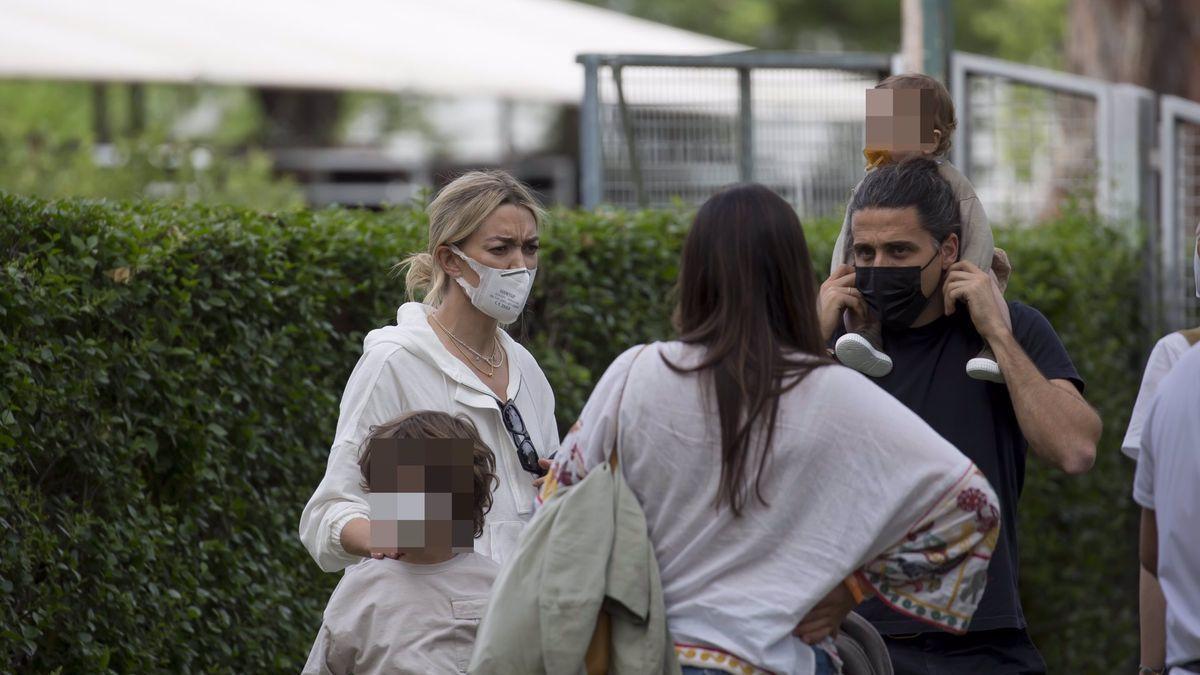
xmin=1139 ymin=566 xmax=1166 ymax=669
xmin=989 ymin=331 xmax=1100 ymax=474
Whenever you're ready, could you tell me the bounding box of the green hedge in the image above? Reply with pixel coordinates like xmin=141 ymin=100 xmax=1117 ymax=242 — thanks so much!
xmin=1 ymin=193 xmax=1144 ymax=672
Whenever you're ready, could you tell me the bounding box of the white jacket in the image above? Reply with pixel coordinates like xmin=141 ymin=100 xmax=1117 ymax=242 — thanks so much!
xmin=299 ymin=302 xmax=559 ymax=572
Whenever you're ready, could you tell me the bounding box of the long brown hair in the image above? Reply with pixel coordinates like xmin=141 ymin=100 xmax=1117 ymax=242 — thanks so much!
xmin=668 ymin=183 xmax=831 ymax=516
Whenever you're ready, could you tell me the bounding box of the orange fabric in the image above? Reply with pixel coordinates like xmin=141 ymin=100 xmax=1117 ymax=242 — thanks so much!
xmin=863 ymin=148 xmax=891 ymax=170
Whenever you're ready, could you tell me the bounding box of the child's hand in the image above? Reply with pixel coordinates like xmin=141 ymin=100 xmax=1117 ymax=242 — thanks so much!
xmin=370 ymin=550 xmax=404 ymax=561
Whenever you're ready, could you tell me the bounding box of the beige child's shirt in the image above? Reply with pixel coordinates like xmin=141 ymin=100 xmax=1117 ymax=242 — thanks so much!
xmin=303 ymin=552 xmax=498 ymax=675
xmin=830 ymin=158 xmax=993 ymax=274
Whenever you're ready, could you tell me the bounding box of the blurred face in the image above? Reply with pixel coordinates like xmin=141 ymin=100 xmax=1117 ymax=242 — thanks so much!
xmin=366 ymin=438 xmax=477 ymax=558
xmin=850 ymin=205 xmax=959 ymax=301
xmin=439 ymin=203 xmax=539 ymax=288
xmin=865 ymin=88 xmax=941 ymax=162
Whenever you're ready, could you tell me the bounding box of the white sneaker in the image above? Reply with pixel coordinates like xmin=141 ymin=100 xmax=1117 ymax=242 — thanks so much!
xmin=966 ymin=357 xmax=1005 ymax=383
xmin=835 ymin=332 xmax=893 ymax=377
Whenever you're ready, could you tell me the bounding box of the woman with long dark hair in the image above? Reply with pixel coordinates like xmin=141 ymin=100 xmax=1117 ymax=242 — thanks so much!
xmin=548 ymin=184 xmax=1001 ymax=675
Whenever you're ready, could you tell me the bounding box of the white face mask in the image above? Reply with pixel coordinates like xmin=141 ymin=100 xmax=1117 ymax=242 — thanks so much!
xmin=450 ymin=245 xmax=536 ymax=324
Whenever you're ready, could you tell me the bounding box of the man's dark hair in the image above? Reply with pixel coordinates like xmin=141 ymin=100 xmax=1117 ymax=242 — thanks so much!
xmin=849 ymin=157 xmax=962 ymax=245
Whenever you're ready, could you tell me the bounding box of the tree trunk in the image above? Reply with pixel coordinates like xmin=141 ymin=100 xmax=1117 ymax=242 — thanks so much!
xmin=1066 ymin=0 xmax=1200 ymax=99
xmin=1034 ymin=0 xmax=1200 ymax=220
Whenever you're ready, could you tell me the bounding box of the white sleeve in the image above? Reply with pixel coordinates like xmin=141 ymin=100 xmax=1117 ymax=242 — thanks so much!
xmin=809 ymin=368 xmax=1001 ymax=632
xmin=1133 ymin=402 xmax=1158 ymax=509
xmin=298 ymin=345 xmax=412 ymax=572
xmin=546 ymin=345 xmax=647 ymax=488
xmin=1123 ymin=335 xmax=1186 ymax=459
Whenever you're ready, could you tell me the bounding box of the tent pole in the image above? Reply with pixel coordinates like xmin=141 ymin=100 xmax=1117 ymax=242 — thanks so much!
xmin=92 ymin=84 xmax=110 ymax=143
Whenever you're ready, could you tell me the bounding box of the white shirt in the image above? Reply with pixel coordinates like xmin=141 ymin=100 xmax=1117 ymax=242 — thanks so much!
xmin=1133 ymin=343 xmax=1200 ymax=669
xmin=303 ymin=552 xmax=498 ymax=675
xmin=1124 ymin=332 xmax=1193 ymax=459
xmin=558 ymin=342 xmax=998 ymax=674
xmin=299 ymin=302 xmax=559 ymax=572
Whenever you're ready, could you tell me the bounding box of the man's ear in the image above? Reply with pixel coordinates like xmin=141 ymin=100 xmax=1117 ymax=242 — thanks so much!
xmin=940 ymin=232 xmax=960 ymax=269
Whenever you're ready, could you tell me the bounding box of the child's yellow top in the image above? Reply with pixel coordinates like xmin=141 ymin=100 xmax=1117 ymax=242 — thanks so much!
xmin=863 ymin=149 xmax=891 ymax=170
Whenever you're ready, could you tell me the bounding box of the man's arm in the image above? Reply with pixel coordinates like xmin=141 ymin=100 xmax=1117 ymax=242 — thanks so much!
xmin=989 ymin=331 xmax=1100 ymax=474
xmin=1140 ymin=507 xmax=1158 ymax=578
xmin=945 ymin=261 xmax=1100 ymax=475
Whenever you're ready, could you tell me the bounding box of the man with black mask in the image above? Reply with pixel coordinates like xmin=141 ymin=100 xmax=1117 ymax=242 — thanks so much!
xmin=809 ymin=157 xmax=1102 ymax=673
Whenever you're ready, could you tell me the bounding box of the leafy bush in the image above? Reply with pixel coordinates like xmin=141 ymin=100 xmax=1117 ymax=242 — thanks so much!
xmin=0 ymin=194 xmax=1145 ymax=672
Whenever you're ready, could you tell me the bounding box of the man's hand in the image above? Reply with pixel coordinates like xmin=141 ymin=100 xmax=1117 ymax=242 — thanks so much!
xmin=818 ymin=264 xmax=867 ymax=342
xmin=944 ymin=261 xmax=1010 ymax=341
xmin=793 ymin=581 xmax=858 ymax=644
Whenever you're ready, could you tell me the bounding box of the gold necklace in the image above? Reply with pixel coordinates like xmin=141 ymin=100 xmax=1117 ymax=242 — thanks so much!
xmin=430 ymin=313 xmax=505 ymax=374
xmin=430 ymin=313 xmax=504 ymax=368
xmin=449 ymin=337 xmax=495 ymax=378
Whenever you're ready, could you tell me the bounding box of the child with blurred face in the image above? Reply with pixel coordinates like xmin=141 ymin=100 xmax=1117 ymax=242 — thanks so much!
xmin=304 ymin=411 xmax=499 ymax=675
xmin=830 ymin=73 xmax=1012 ymax=383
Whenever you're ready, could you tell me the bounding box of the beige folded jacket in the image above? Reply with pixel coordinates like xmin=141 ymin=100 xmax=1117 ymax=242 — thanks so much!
xmin=468 ymin=458 xmax=680 ymax=675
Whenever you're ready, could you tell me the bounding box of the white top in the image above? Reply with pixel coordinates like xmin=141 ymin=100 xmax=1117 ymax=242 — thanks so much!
xmin=1124 ymin=332 xmax=1194 ymax=459
xmin=299 ymin=302 xmax=559 ymax=572
xmin=554 ymin=342 xmax=1000 ymax=674
xmin=1133 ymin=343 xmax=1200 ymax=669
xmin=303 ymin=552 xmax=498 ymax=675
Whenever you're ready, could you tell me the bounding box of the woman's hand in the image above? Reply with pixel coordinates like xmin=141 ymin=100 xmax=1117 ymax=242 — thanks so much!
xmin=793 ymin=581 xmax=860 ymax=644
xmin=341 ymin=518 xmax=404 ymax=560
xmin=532 ymin=457 xmax=553 ymax=488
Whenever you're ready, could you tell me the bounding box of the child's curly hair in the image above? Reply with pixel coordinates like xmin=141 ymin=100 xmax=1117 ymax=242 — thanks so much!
xmin=877 ymin=73 xmax=957 ymax=157
xmin=357 ymin=410 xmax=498 ymax=538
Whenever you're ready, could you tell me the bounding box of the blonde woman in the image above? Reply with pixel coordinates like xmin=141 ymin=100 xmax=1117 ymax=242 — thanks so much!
xmin=300 ymin=170 xmax=559 ymax=572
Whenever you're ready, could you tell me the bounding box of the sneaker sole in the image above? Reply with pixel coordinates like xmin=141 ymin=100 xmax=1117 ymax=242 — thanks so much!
xmin=966 ymin=358 xmax=1006 ymax=383
xmin=835 ymin=334 xmax=893 ymax=377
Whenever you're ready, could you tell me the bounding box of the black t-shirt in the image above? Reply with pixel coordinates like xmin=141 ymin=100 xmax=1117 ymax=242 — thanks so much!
xmin=840 ymin=301 xmax=1083 ymax=634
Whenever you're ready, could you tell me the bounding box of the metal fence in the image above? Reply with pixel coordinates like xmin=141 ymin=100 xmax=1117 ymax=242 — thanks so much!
xmin=577 ymin=50 xmax=1197 ymax=333
xmin=950 ymin=53 xmax=1112 ymax=224
xmin=1160 ymin=95 xmax=1200 ymax=331
xmin=578 ymin=52 xmax=892 ymax=219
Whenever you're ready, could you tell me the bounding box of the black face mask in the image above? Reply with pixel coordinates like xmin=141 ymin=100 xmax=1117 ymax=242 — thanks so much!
xmin=854 ymin=250 xmax=944 ymax=329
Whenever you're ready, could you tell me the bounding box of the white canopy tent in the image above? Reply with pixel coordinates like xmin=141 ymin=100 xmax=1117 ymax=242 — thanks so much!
xmin=0 ymin=0 xmax=745 ymax=102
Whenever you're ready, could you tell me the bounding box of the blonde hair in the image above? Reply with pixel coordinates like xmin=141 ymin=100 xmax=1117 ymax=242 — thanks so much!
xmin=876 ymin=73 xmax=957 ymax=157
xmin=397 ymin=170 xmax=544 ymax=306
